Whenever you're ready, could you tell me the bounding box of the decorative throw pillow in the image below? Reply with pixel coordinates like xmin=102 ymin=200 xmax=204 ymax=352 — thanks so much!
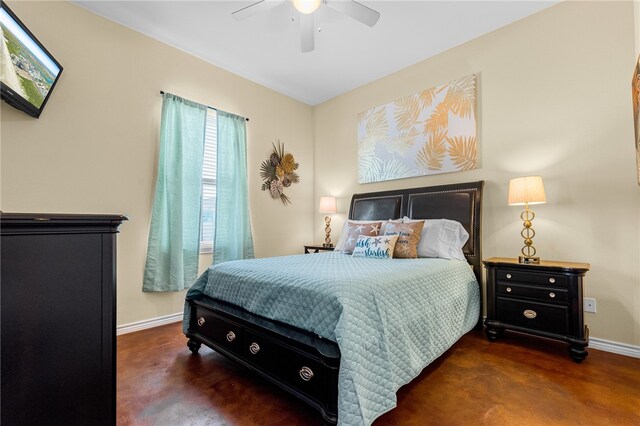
xmin=341 ymin=221 xmax=384 ymax=254
xmin=383 ymin=221 xmax=425 ymax=258
xmin=352 ymin=235 xmax=399 ymax=259
xmin=335 ymin=219 xmax=401 ymax=251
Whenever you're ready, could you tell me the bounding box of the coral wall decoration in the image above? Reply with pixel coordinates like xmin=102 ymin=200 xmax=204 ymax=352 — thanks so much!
xmin=357 ymin=74 xmax=477 ymax=183
xmin=260 ymin=141 xmax=300 ymax=205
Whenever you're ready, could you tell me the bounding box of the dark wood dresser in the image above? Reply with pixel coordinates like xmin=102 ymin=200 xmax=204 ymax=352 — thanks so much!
xmin=483 ymin=257 xmax=590 ymax=362
xmin=1 ymin=213 xmax=126 ymax=425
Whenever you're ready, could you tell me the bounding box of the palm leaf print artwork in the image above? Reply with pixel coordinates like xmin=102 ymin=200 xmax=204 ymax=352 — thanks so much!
xmin=386 ymin=127 xmax=419 ymax=156
xmin=357 ymin=74 xmax=477 ymax=183
xmin=442 ymin=74 xmax=475 ymax=119
xmin=416 ymin=129 xmax=447 ymax=171
xmin=393 ymin=95 xmax=421 ymax=131
xmin=358 ymin=107 xmax=388 ymax=182
xmin=418 ymin=88 xmax=436 ymax=110
xmin=424 ymin=103 xmax=450 ymax=135
xmin=447 ymin=136 xmax=477 ymax=171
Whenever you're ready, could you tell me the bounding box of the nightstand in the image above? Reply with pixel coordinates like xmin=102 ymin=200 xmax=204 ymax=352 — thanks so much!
xmin=304 ymin=245 xmax=335 ymax=254
xmin=483 ymin=257 xmax=590 ymax=363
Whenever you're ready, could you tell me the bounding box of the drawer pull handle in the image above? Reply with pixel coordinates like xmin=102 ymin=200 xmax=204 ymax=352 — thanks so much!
xmin=299 ymin=366 xmax=314 ymax=381
xmin=506 ymin=287 xmax=512 ymax=293
xmin=249 ymin=342 xmax=260 ymax=355
xmin=549 ymin=278 xmax=556 ymax=284
xmin=523 ymin=309 xmax=537 ymax=319
xmin=549 ymin=292 xmax=556 ymax=299
xmin=197 ymin=317 xmax=205 ymax=327
xmin=226 ymin=331 xmax=236 ymax=342
xmin=506 ymin=274 xmax=512 ymax=279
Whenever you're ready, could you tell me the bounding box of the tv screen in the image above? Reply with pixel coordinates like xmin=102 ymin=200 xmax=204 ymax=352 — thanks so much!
xmin=0 ymin=1 xmax=62 ymax=118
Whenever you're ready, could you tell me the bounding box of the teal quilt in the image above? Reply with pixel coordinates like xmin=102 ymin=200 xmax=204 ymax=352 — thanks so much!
xmin=184 ymin=252 xmax=480 ymax=425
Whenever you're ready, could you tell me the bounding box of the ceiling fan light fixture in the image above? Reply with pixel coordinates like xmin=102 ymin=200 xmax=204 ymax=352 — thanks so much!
xmin=292 ymin=0 xmax=321 ymax=15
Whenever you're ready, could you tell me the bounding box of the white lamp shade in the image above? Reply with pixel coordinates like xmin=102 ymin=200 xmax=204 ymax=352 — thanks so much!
xmin=319 ymin=196 xmax=337 ymax=214
xmin=508 ymin=176 xmax=547 ymax=205
xmin=293 ymin=0 xmax=321 ymax=14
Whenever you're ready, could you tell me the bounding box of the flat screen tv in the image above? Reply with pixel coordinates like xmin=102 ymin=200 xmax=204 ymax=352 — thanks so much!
xmin=0 ymin=1 xmax=62 ymax=118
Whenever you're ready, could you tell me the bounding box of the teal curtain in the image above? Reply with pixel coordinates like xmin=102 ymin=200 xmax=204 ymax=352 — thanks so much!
xmin=143 ymin=94 xmax=207 ymax=292
xmin=214 ymin=111 xmax=255 ymax=263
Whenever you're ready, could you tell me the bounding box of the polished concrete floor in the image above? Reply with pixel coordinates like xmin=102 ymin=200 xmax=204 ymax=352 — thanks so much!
xmin=117 ymin=323 xmax=640 ymax=425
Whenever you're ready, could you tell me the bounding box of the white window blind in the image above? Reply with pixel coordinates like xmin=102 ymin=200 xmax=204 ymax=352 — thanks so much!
xmin=200 ymin=108 xmax=217 ymax=253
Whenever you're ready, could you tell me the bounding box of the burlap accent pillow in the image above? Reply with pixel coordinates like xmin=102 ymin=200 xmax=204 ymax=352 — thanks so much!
xmin=383 ymin=221 xmax=425 ymax=258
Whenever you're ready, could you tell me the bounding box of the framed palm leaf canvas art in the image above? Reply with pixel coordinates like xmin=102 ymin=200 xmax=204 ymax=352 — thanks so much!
xmin=633 ymin=55 xmax=640 ymax=185
xmin=357 ymin=74 xmax=477 ymax=184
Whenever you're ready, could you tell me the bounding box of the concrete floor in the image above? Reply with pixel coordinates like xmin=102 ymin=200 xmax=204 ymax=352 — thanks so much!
xmin=117 ymin=323 xmax=640 ymax=425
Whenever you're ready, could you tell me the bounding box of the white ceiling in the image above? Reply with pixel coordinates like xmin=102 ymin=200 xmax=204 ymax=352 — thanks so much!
xmin=74 ymin=1 xmax=557 ymax=105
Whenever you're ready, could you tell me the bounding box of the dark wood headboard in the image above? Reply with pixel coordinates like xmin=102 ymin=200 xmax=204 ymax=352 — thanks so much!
xmin=348 ymin=181 xmax=484 ymax=283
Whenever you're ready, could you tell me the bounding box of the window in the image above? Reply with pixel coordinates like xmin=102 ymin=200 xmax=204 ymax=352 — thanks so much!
xmin=200 ymin=108 xmax=217 ymax=253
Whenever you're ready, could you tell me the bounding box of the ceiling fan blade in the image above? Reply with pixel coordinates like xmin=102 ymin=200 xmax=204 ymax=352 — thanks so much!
xmin=300 ymin=13 xmax=315 ymax=53
xmin=232 ymin=0 xmax=283 ymax=21
xmin=325 ymin=0 xmax=380 ymax=27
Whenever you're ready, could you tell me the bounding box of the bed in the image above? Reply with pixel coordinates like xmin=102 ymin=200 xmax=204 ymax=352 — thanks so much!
xmin=184 ymin=180 xmax=484 ymax=425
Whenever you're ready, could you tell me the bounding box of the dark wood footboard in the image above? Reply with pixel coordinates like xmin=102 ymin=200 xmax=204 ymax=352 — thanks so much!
xmin=186 ymin=296 xmax=340 ymax=424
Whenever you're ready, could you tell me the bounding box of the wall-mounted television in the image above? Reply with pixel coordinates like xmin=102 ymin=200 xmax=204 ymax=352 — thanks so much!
xmin=0 ymin=1 xmax=62 ymax=118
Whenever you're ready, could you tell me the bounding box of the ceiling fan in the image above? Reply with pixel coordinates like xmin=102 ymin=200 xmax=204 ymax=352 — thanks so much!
xmin=231 ymin=0 xmax=380 ymax=53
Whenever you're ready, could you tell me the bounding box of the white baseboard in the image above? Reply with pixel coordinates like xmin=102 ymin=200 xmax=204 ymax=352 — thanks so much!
xmin=117 ymin=312 xmax=183 ymax=336
xmin=589 ymin=337 xmax=640 ymax=359
xmin=480 ymin=316 xmax=639 ymax=359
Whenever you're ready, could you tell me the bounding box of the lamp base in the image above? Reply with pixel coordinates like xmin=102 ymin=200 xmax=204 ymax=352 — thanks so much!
xmin=519 ymin=255 xmax=540 ymax=264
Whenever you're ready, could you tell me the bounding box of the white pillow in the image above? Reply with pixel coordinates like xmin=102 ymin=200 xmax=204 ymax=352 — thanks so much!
xmin=403 ymin=217 xmax=469 ymax=260
xmin=334 ymin=219 xmax=400 ymax=251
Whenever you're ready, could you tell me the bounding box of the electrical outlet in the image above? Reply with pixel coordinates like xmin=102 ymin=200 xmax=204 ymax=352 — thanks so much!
xmin=584 ymin=297 xmax=597 ymax=313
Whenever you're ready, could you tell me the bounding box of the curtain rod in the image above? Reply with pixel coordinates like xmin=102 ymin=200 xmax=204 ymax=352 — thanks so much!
xmin=160 ymin=91 xmax=249 ymax=122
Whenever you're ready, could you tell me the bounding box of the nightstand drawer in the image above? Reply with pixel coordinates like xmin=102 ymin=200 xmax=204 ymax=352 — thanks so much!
xmin=497 ymin=269 xmax=568 ymax=287
xmin=497 ymin=282 xmax=568 ymax=303
xmin=497 ymin=297 xmax=569 ymax=335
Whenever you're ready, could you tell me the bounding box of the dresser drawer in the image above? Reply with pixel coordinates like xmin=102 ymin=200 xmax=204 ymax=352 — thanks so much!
xmin=497 ymin=297 xmax=569 ymax=335
xmin=497 ymin=269 xmax=568 ymax=287
xmin=497 ymin=282 xmax=568 ymax=304
xmin=192 ymin=307 xmax=243 ymax=354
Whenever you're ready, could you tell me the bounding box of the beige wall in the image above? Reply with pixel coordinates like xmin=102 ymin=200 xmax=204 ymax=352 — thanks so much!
xmin=0 ymin=1 xmax=314 ymax=325
xmin=314 ymin=1 xmax=640 ymax=346
xmin=635 ymin=1 xmax=640 ymax=56
xmin=2 ymin=1 xmax=639 ymax=347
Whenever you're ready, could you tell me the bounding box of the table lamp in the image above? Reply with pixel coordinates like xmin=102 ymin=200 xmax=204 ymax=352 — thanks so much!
xmin=508 ymin=176 xmax=546 ymax=264
xmin=319 ymin=196 xmax=337 ymax=247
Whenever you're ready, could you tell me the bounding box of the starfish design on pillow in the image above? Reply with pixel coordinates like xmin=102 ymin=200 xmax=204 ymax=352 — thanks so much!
xmin=371 ymin=237 xmax=382 ymax=247
xmin=346 ymin=236 xmax=355 ymax=245
xmin=383 ymin=238 xmax=391 ymax=244
xmin=370 ymin=224 xmax=380 ymax=235
xmin=355 ymin=224 xmax=366 ymax=232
